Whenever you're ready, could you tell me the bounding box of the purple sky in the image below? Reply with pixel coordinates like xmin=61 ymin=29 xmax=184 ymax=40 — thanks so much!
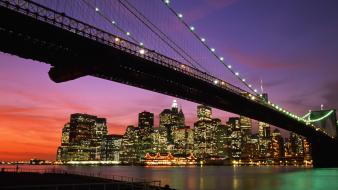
xmin=0 ymin=0 xmax=337 ymax=161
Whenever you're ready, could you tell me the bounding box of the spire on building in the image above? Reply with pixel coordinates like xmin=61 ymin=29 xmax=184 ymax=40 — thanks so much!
xmin=172 ymin=99 xmax=178 ymax=109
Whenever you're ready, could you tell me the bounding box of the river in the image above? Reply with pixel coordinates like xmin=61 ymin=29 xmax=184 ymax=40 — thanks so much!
xmin=2 ymin=165 xmax=338 ymax=190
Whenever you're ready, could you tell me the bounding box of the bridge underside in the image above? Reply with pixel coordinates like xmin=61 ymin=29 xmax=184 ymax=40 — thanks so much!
xmin=0 ymin=5 xmax=337 ymax=167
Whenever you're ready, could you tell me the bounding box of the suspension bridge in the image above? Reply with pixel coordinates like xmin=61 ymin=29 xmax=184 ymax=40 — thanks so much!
xmin=0 ymin=0 xmax=337 ymax=167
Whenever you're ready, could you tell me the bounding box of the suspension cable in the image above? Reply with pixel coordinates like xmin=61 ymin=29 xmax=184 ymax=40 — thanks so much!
xmin=160 ymin=0 xmax=260 ymax=95
xmin=118 ymin=0 xmax=210 ymax=73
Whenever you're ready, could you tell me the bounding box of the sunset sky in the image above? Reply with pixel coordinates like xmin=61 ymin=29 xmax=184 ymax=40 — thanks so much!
xmin=0 ymin=0 xmax=337 ymax=161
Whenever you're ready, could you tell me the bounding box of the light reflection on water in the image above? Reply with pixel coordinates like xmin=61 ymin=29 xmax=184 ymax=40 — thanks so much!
xmin=3 ymin=165 xmax=338 ymax=190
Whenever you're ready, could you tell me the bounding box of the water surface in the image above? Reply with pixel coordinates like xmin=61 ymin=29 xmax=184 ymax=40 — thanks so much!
xmin=3 ymin=165 xmax=338 ymax=190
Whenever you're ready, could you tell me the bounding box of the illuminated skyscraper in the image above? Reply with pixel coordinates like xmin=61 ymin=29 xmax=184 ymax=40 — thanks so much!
xmin=197 ymin=105 xmax=212 ymax=121
xmin=227 ymin=117 xmax=242 ymax=159
xmin=240 ymin=116 xmax=252 ymax=144
xmin=194 ymin=105 xmax=215 ymax=159
xmin=214 ymin=120 xmax=230 ymax=159
xmin=289 ymin=132 xmax=304 ymax=157
xmin=258 ymin=122 xmax=272 ymax=158
xmin=105 ymin=134 xmax=122 ymax=161
xmin=138 ymin=111 xmax=154 ymax=159
xmin=159 ymin=100 xmax=185 ymax=144
xmin=120 ymin=125 xmax=139 ymax=164
xmin=57 ymin=113 xmax=108 ymax=162
xmin=272 ymin=129 xmax=284 ymax=160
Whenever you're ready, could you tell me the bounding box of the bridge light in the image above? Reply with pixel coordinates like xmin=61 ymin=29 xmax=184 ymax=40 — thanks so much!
xmin=211 ymin=48 xmax=215 ymax=52
xmin=178 ymin=13 xmax=183 ymax=18
xmin=227 ymin=65 xmax=232 ymax=69
xmin=214 ymin=80 xmax=219 ymax=84
xmin=242 ymin=78 xmax=246 ymax=82
xmin=221 ymin=81 xmax=225 ymax=85
xmin=220 ymin=57 xmax=224 ymax=61
xmin=248 ymin=84 xmax=252 ymax=88
xmin=201 ymin=38 xmax=206 ymax=42
xmin=139 ymin=49 xmax=145 ymax=55
xmin=95 ymin=7 xmax=99 ymax=12
xmin=254 ymin=89 xmax=258 ymax=93
xmin=139 ymin=42 xmax=144 ymax=46
xmin=235 ymin=72 xmax=239 ymax=76
xmin=190 ymin=26 xmax=195 ymax=31
xmin=164 ymin=0 xmax=170 ymax=4
xmin=115 ymin=37 xmax=120 ymax=42
xmin=111 ymin=20 xmax=116 ymax=25
xmin=251 ymin=96 xmax=256 ymax=100
xmin=181 ymin=64 xmax=186 ymax=68
xmin=126 ymin=32 xmax=131 ymax=36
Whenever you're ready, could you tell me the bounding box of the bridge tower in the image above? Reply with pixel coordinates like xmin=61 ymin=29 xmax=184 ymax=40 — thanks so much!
xmin=306 ymin=109 xmax=338 ymax=167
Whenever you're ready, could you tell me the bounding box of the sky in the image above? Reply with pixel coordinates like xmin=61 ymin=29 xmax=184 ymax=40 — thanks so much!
xmin=0 ymin=0 xmax=338 ymax=161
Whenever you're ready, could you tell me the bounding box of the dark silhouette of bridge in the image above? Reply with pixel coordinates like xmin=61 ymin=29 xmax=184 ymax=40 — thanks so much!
xmin=0 ymin=0 xmax=337 ymax=167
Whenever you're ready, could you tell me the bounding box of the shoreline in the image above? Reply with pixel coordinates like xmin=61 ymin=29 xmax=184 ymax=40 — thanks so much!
xmin=0 ymin=171 xmax=174 ymax=190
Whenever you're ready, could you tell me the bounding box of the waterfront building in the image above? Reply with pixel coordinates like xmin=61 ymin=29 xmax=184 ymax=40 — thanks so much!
xmin=159 ymin=100 xmax=185 ymax=145
xmin=56 ymin=113 xmax=108 ymax=162
xmin=289 ymin=132 xmax=304 ymax=157
xmin=105 ymin=134 xmax=123 ymax=161
xmin=144 ymin=152 xmax=197 ymax=165
xmin=138 ymin=111 xmax=155 ymax=158
xmin=258 ymin=122 xmax=272 ymax=158
xmin=194 ymin=105 xmax=217 ymax=159
xmin=227 ymin=117 xmax=242 ymax=159
xmin=240 ymin=116 xmax=252 ymax=144
xmin=303 ymin=138 xmax=312 ymax=162
xmin=272 ymin=129 xmax=284 ymax=160
xmin=173 ymin=126 xmax=191 ymax=154
xmin=214 ymin=121 xmax=231 ymax=159
xmin=120 ymin=125 xmax=139 ymax=164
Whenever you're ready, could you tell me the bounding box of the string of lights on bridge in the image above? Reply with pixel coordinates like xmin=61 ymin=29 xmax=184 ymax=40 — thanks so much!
xmin=82 ymin=0 xmax=146 ymax=53
xmin=81 ymin=0 xmax=333 ymax=139
xmin=161 ymin=0 xmax=260 ymax=96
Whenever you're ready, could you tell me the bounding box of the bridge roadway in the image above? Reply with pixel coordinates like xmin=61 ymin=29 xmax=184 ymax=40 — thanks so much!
xmin=0 ymin=0 xmax=337 ymax=167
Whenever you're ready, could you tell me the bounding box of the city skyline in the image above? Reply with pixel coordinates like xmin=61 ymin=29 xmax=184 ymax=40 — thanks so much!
xmin=56 ymin=101 xmax=310 ymax=165
xmin=1 ymin=0 xmax=338 ymax=162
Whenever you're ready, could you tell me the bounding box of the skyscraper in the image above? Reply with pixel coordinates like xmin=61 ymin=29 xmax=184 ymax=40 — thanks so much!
xmin=197 ymin=105 xmax=212 ymax=121
xmin=272 ymin=129 xmax=284 ymax=160
xmin=159 ymin=100 xmax=185 ymax=144
xmin=57 ymin=113 xmax=108 ymax=162
xmin=194 ymin=105 xmax=215 ymax=159
xmin=138 ymin=111 xmax=154 ymax=158
xmin=258 ymin=122 xmax=272 ymax=158
xmin=227 ymin=117 xmax=242 ymax=159
xmin=120 ymin=125 xmax=139 ymax=164
xmin=289 ymin=132 xmax=304 ymax=157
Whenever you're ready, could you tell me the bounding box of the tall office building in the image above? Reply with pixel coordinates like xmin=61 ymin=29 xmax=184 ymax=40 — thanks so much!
xmin=258 ymin=122 xmax=272 ymax=158
xmin=57 ymin=113 xmax=108 ymax=162
xmin=240 ymin=116 xmax=252 ymax=144
xmin=194 ymin=105 xmax=217 ymax=159
xmin=227 ymin=117 xmax=242 ymax=159
xmin=159 ymin=100 xmax=185 ymax=144
xmin=138 ymin=111 xmax=154 ymax=135
xmin=105 ymin=134 xmax=123 ymax=161
xmin=197 ymin=105 xmax=212 ymax=121
xmin=272 ymin=129 xmax=284 ymax=160
xmin=214 ymin=120 xmax=230 ymax=159
xmin=120 ymin=125 xmax=139 ymax=164
xmin=289 ymin=132 xmax=304 ymax=157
